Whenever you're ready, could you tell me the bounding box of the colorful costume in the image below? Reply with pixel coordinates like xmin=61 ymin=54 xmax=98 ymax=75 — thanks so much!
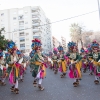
xmin=57 ymin=46 xmax=67 ymax=78
xmin=52 ymin=48 xmax=59 ymax=74
xmin=80 ymin=48 xmax=88 ymax=73
xmin=90 ymin=41 xmax=100 ymax=84
xmin=87 ymin=46 xmax=93 ymax=75
xmin=17 ymin=50 xmax=24 ymax=82
xmin=0 ymin=50 xmax=6 ymax=85
xmin=68 ymin=42 xmax=81 ymax=87
xmin=31 ymin=38 xmax=46 ymax=91
xmin=29 ymin=51 xmax=35 ymax=72
xmin=48 ymin=52 xmax=53 ymax=69
xmin=6 ymin=40 xmax=21 ymax=94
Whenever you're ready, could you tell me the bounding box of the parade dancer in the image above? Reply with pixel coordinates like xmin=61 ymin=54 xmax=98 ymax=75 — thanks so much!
xmin=31 ymin=39 xmax=46 ymax=91
xmin=29 ymin=51 xmax=35 ymax=72
xmin=68 ymin=42 xmax=81 ymax=87
xmin=6 ymin=40 xmax=20 ymax=94
xmin=48 ymin=52 xmax=53 ymax=69
xmin=0 ymin=50 xmax=6 ymax=86
xmin=5 ymin=52 xmax=11 ymax=77
xmin=17 ymin=50 xmax=24 ymax=82
xmin=52 ymin=48 xmax=59 ymax=74
xmin=57 ymin=46 xmax=67 ymax=78
xmin=80 ymin=48 xmax=88 ymax=73
xmin=87 ymin=45 xmax=94 ymax=75
xmin=90 ymin=41 xmax=100 ymax=84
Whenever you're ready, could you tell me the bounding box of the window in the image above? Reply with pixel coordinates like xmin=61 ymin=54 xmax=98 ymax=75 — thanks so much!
xmin=26 ymin=33 xmax=29 ymax=35
xmin=19 ymin=21 xmax=24 ymax=25
xmin=33 ymin=36 xmax=40 ymax=39
xmin=19 ymin=26 xmax=24 ymax=31
xmin=32 ymin=15 xmax=38 ymax=18
xmin=1 ymin=13 xmax=4 ymax=16
xmin=18 ymin=15 xmax=24 ymax=20
xmin=20 ymin=43 xmax=25 ymax=47
xmin=13 ymin=17 xmax=16 ymax=20
xmin=20 ymin=38 xmax=25 ymax=42
xmin=19 ymin=32 xmax=24 ymax=36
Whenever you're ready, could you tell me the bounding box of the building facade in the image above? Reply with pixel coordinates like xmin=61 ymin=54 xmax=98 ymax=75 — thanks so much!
xmin=52 ymin=36 xmax=60 ymax=49
xmin=0 ymin=6 xmax=52 ymax=54
xmin=61 ymin=36 xmax=67 ymax=52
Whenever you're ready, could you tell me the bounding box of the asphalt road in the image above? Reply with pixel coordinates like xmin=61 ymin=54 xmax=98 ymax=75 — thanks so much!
xmin=0 ymin=67 xmax=100 ymax=100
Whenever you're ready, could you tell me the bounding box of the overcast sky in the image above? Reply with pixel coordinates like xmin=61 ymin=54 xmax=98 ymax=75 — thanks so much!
xmin=0 ymin=0 xmax=100 ymax=43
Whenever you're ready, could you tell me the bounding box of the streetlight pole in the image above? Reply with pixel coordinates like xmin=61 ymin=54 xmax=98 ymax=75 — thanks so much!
xmin=97 ymin=0 xmax=100 ymax=20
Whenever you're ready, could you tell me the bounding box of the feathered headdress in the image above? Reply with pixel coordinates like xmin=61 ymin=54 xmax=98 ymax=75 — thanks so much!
xmin=16 ymin=50 xmax=21 ymax=55
xmin=49 ymin=52 xmax=53 ymax=56
xmin=91 ymin=40 xmax=99 ymax=50
xmin=67 ymin=41 xmax=77 ymax=52
xmin=87 ymin=45 xmax=92 ymax=52
xmin=57 ymin=46 xmax=63 ymax=52
xmin=6 ymin=40 xmax=17 ymax=54
xmin=31 ymin=38 xmax=42 ymax=50
xmin=0 ymin=50 xmax=3 ymax=58
xmin=53 ymin=48 xmax=58 ymax=54
xmin=80 ymin=48 xmax=85 ymax=53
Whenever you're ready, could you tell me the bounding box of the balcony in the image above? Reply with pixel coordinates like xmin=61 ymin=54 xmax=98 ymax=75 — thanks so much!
xmin=33 ymin=35 xmax=41 ymax=39
xmin=32 ymin=23 xmax=40 ymax=27
xmin=32 ymin=17 xmax=40 ymax=21
xmin=20 ymin=47 xmax=25 ymax=50
xmin=33 ymin=29 xmax=41 ymax=32
xmin=32 ymin=7 xmax=40 ymax=11
xmin=33 ymin=32 xmax=42 ymax=35
xmin=32 ymin=12 xmax=40 ymax=16
xmin=18 ymin=15 xmax=24 ymax=20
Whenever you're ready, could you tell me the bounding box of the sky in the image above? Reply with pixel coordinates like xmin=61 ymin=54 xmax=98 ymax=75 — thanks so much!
xmin=0 ymin=0 xmax=100 ymax=43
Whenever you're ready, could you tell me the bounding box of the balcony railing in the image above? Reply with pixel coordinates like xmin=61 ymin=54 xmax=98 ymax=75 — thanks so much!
xmin=33 ymin=29 xmax=41 ymax=33
xmin=32 ymin=7 xmax=40 ymax=11
xmin=32 ymin=23 xmax=40 ymax=27
xmin=32 ymin=12 xmax=40 ymax=16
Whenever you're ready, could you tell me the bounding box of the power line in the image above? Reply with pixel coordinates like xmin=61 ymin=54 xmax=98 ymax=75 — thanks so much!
xmin=4 ymin=10 xmax=98 ymax=34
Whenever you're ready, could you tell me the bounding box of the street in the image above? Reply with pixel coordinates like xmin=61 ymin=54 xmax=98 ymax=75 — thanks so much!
xmin=0 ymin=67 xmax=100 ymax=100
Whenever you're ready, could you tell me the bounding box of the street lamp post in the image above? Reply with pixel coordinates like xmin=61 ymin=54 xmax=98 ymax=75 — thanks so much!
xmin=97 ymin=0 xmax=100 ymax=20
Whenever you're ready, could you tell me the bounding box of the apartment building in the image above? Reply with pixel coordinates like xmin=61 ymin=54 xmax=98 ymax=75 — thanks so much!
xmin=0 ymin=6 xmax=52 ymax=54
xmin=61 ymin=36 xmax=67 ymax=52
xmin=52 ymin=36 xmax=60 ymax=49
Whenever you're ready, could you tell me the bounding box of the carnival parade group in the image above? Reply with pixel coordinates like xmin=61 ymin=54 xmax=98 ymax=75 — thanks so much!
xmin=0 ymin=38 xmax=100 ymax=94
